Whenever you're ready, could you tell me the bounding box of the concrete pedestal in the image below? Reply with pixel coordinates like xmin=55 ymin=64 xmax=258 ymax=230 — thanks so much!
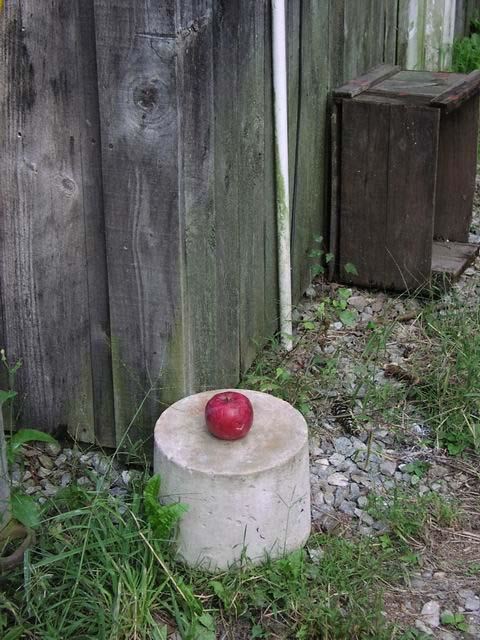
xmin=153 ymin=389 xmax=311 ymax=570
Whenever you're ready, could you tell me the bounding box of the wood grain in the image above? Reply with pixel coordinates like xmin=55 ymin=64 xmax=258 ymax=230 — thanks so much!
xmin=333 ymin=64 xmax=399 ymax=99
xmin=385 ymin=104 xmax=439 ymax=290
xmin=263 ymin=3 xmax=280 ymax=338
xmin=431 ymin=70 xmax=480 ymax=112
xmin=434 ymin=95 xmax=480 ymax=242
xmin=237 ymin=0 xmax=266 ymax=372
xmin=176 ymin=1 xmax=217 ymax=396
xmin=94 ymin=0 xmax=183 ymax=445
xmin=291 ymin=0 xmax=329 ymax=297
xmin=339 ymin=99 xmax=391 ymax=288
xmin=212 ymin=0 xmax=240 ymax=381
xmin=0 ymin=1 xmax=109 ymax=440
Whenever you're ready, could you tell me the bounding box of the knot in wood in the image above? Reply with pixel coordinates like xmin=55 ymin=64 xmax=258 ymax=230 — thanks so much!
xmin=133 ymin=84 xmax=158 ymax=112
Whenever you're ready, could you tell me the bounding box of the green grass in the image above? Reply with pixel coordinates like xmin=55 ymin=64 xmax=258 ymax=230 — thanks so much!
xmin=411 ymin=300 xmax=480 ymax=454
xmin=0 ymin=476 xmax=427 ymax=640
xmin=367 ymin=489 xmax=457 ymax=546
xmin=451 ymin=32 xmax=480 ymax=73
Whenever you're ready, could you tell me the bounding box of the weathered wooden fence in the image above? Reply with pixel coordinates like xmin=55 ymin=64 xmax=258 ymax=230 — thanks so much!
xmin=0 ymin=1 xmax=473 ymax=447
xmin=398 ymin=0 xmax=480 ymax=71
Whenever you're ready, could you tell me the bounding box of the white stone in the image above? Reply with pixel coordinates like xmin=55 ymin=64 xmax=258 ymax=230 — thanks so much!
xmin=421 ymin=601 xmax=440 ymax=628
xmin=347 ymin=296 xmax=367 ymax=311
xmin=380 ymin=460 xmax=397 ymax=476
xmin=154 ymin=389 xmax=311 ymax=571
xmin=415 ymin=620 xmax=434 ymax=636
xmin=326 ymin=472 xmax=349 ymax=487
xmin=464 ymin=595 xmax=480 ymax=611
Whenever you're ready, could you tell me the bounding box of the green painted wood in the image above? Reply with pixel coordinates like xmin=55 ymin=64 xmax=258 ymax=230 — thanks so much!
xmin=94 ymin=0 xmax=185 ymax=446
xmin=0 ymin=1 xmax=111 ymax=442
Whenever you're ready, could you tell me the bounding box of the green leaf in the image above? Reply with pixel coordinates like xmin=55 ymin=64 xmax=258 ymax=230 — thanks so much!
xmin=325 ymin=253 xmax=334 ymax=263
xmin=251 ymin=624 xmax=265 ymax=638
xmin=11 ymin=488 xmax=40 ymax=530
xmin=0 ymin=390 xmax=16 ymax=408
xmin=313 ymin=234 xmax=323 ymax=244
xmin=337 ymin=288 xmax=352 ymax=300
xmin=308 ymin=248 xmax=323 ymax=259
xmin=7 ymin=429 xmax=58 ymax=464
xmin=338 ymin=310 xmax=358 ymax=327
xmin=405 ymin=461 xmax=430 ymax=478
xmin=210 ymin=580 xmax=228 ymax=606
xmin=311 ymin=265 xmax=324 ymax=276
xmin=302 ymin=321 xmax=316 ymax=331
xmin=144 ymin=475 xmax=188 ymax=540
xmin=344 ymin=262 xmax=359 ymax=276
xmin=315 ymin=302 xmax=326 ymax=319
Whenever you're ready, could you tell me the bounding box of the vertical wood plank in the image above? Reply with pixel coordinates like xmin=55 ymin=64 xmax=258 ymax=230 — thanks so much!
xmin=94 ymin=0 xmax=184 ymax=445
xmin=328 ymin=103 xmax=341 ymax=281
xmin=384 ymin=0 xmax=400 ymax=63
xmin=176 ymin=1 xmax=217 ymax=394
xmin=343 ymin=0 xmax=386 ymax=80
xmin=291 ymin=0 xmax=330 ymax=298
xmin=76 ymin=0 xmax=115 ymax=446
xmin=329 ymin=0 xmax=346 ymax=89
xmin=263 ymin=3 xmax=280 ymax=338
xmin=385 ymin=104 xmax=439 ymax=289
xmin=211 ymin=0 xmax=240 ymax=382
xmin=339 ymin=100 xmax=391 ymax=288
xmin=237 ymin=0 xmax=266 ymax=371
xmin=0 ymin=0 xmax=110 ymax=440
xmin=287 ymin=0 xmax=301 ymax=214
xmin=434 ymin=95 xmax=480 ymax=242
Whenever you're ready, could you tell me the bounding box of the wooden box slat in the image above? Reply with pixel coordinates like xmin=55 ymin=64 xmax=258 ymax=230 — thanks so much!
xmin=431 ymin=241 xmax=479 ymax=279
xmin=430 ymin=70 xmax=480 ymax=112
xmin=435 ymin=95 xmax=480 ymax=242
xmin=333 ymin=63 xmax=399 ymax=99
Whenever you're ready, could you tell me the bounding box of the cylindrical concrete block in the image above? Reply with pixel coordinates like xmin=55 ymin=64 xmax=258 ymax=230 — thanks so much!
xmin=154 ymin=389 xmax=310 ymax=570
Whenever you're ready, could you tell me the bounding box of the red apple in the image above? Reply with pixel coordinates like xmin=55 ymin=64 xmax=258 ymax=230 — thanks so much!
xmin=205 ymin=391 xmax=254 ymax=440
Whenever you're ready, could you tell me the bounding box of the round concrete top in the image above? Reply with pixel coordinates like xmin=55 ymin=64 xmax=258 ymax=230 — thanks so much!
xmin=154 ymin=389 xmax=308 ymax=476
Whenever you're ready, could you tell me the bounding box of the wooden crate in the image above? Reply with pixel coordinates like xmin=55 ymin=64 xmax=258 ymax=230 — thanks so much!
xmin=329 ymin=64 xmax=480 ymax=291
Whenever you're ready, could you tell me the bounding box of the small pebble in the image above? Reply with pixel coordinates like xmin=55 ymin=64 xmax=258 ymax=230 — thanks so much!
xmin=327 ymin=472 xmax=349 ymax=487
xmin=55 ymin=454 xmax=67 ymax=467
xmin=420 ymin=600 xmax=440 ymax=628
xmin=415 ymin=620 xmax=434 ymax=636
xmin=357 ymin=495 xmax=369 ymax=508
xmin=464 ymin=595 xmax=480 ymax=612
xmin=380 ymin=460 xmax=397 ymax=476
xmin=38 ymin=454 xmax=54 ymax=470
xmin=329 ymin=453 xmax=345 ymax=466
xmin=309 ymin=548 xmax=324 ymax=563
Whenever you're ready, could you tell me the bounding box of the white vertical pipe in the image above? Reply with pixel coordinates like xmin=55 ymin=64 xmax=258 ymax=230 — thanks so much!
xmin=272 ymin=0 xmax=293 ymax=351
